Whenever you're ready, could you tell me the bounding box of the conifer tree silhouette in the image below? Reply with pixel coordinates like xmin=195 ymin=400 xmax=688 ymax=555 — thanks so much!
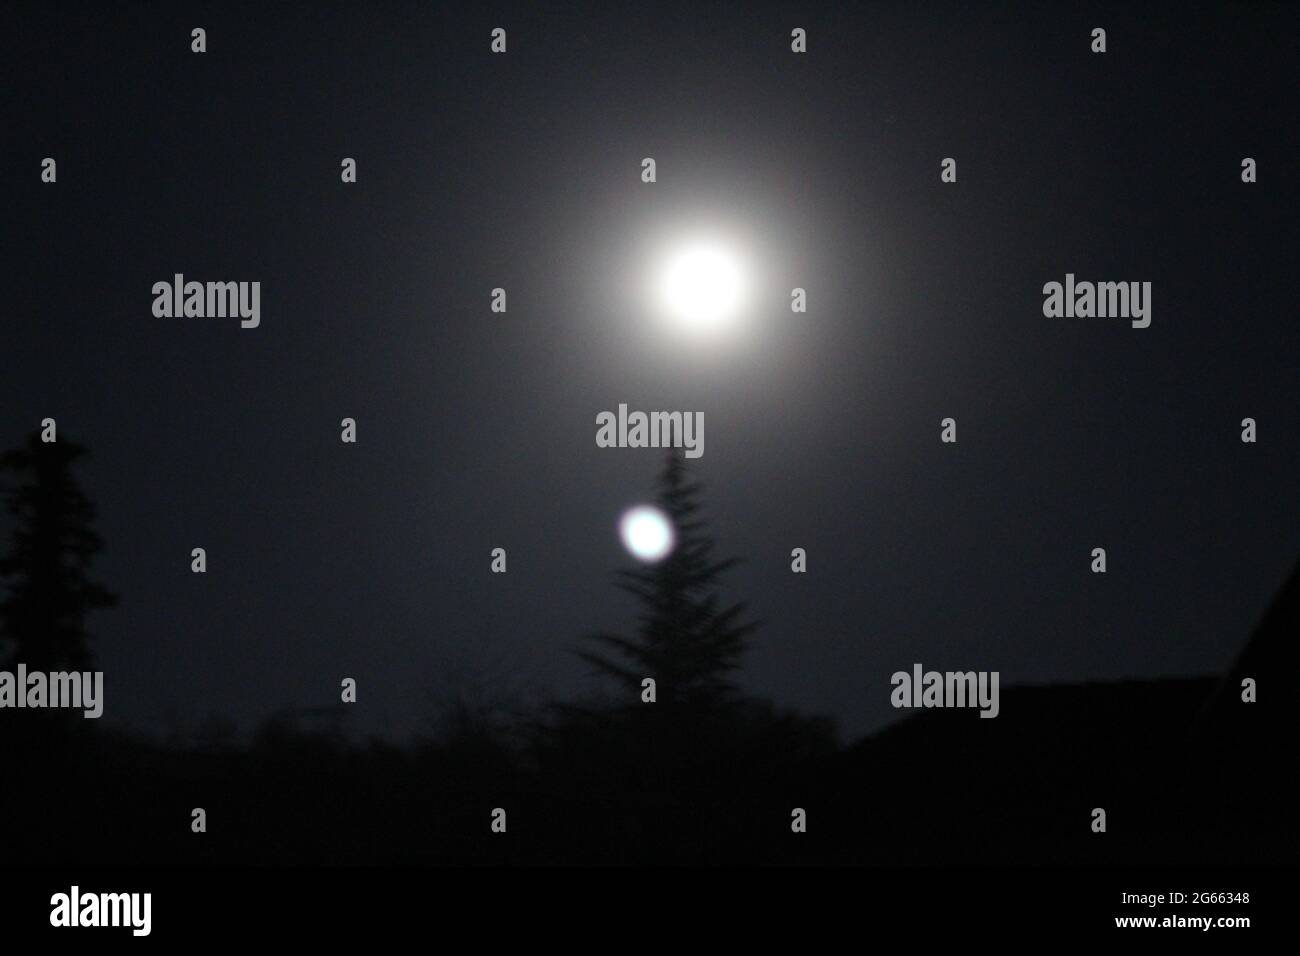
xmin=0 ymin=432 xmax=116 ymax=671
xmin=580 ymin=451 xmax=756 ymax=713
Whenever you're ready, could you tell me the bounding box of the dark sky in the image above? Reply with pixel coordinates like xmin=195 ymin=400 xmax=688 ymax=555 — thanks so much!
xmin=5 ymin=1 xmax=1297 ymax=741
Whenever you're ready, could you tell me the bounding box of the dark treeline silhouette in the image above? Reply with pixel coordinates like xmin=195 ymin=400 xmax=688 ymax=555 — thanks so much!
xmin=0 ymin=437 xmax=1293 ymax=866
xmin=0 ymin=432 xmax=117 ymax=768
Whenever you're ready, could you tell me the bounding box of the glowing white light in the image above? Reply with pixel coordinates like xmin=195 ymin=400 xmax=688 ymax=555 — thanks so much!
xmin=657 ymin=239 xmax=747 ymax=334
xmin=619 ymin=505 xmax=675 ymax=563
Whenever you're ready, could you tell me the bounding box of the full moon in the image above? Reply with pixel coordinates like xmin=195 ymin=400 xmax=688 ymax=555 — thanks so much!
xmin=618 ymin=505 xmax=675 ymax=563
xmin=656 ymin=238 xmax=748 ymax=336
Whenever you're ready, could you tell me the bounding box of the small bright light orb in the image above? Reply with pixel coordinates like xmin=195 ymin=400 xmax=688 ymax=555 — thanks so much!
xmin=619 ymin=505 xmax=675 ymax=563
xmin=658 ymin=239 xmax=747 ymax=334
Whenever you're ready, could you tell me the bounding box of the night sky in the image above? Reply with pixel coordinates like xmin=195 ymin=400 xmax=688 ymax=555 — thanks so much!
xmin=5 ymin=1 xmax=1297 ymax=742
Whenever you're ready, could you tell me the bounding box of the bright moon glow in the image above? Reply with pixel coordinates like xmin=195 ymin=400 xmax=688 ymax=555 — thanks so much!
xmin=657 ymin=239 xmax=747 ymax=335
xmin=619 ymin=505 xmax=675 ymax=563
